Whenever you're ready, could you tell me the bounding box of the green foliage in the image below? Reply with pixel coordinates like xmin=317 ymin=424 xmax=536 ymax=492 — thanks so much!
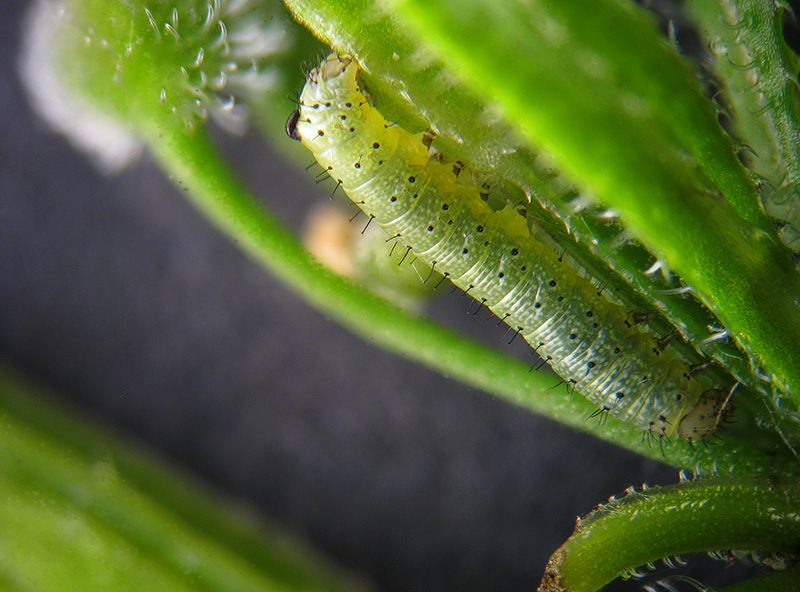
xmin=19 ymin=0 xmax=800 ymax=589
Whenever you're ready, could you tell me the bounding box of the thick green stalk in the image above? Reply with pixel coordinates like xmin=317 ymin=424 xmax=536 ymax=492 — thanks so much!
xmin=539 ymin=477 xmax=800 ymax=592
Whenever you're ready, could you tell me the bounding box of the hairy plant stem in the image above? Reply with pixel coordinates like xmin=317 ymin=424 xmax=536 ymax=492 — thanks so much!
xmin=539 ymin=476 xmax=800 ymax=592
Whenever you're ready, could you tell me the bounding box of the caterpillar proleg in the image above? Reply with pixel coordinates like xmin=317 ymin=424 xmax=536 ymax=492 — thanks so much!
xmin=287 ymin=54 xmax=732 ymax=441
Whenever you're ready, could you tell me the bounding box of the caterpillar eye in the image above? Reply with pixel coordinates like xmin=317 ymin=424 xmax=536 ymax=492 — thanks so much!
xmin=285 ymin=109 xmax=301 ymax=141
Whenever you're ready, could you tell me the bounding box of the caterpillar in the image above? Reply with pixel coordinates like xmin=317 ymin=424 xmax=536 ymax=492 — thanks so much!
xmin=287 ymin=54 xmax=732 ymax=441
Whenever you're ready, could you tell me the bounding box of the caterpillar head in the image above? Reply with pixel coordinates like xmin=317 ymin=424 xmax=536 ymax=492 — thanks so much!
xmin=287 ymin=54 xmax=363 ymax=152
xmin=304 ymin=54 xmax=358 ymax=100
xmin=676 ymin=388 xmax=734 ymax=441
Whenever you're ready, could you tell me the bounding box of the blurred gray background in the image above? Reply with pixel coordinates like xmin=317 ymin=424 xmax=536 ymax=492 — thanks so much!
xmin=0 ymin=1 xmax=759 ymax=590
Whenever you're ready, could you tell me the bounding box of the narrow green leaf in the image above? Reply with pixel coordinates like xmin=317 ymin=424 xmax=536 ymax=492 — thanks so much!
xmin=512 ymin=0 xmax=769 ymax=232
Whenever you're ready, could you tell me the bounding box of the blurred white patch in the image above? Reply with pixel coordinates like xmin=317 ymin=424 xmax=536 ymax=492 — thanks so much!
xmin=18 ymin=0 xmax=143 ymax=174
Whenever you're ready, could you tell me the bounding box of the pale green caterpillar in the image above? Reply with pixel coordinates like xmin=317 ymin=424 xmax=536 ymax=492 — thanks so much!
xmin=287 ymin=54 xmax=732 ymax=440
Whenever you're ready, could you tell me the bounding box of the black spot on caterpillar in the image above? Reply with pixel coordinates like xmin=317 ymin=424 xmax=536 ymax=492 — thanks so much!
xmin=287 ymin=54 xmax=732 ymax=441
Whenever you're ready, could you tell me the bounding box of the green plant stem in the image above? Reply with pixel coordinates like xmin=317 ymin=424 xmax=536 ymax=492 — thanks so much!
xmin=387 ymin=0 xmax=800 ymax=407
xmin=539 ymin=477 xmax=800 ymax=592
